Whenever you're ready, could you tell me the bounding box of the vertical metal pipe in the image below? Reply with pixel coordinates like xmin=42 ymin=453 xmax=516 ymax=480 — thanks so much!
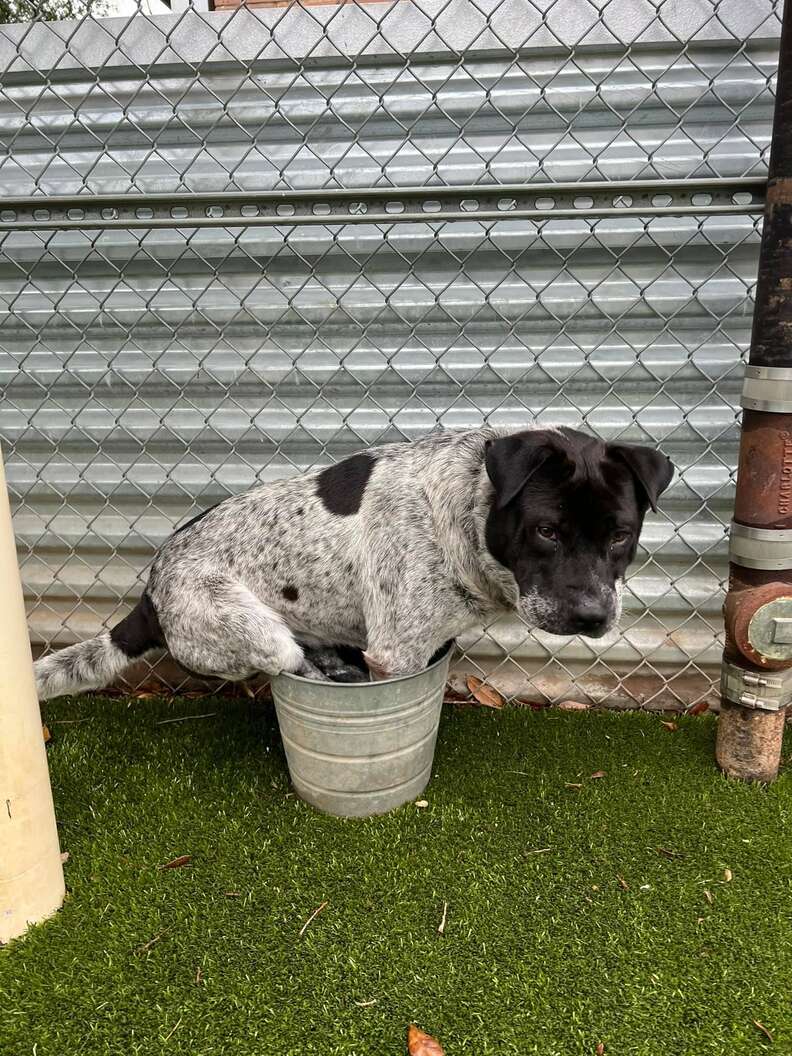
xmin=717 ymin=0 xmax=792 ymax=781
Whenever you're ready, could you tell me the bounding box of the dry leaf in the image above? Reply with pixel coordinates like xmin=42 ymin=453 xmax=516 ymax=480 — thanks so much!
xmin=415 ymin=800 xmax=429 ymax=809
xmin=661 ymin=720 xmax=678 ymax=732
xmin=408 ymin=1025 xmax=445 ymax=1056
xmin=42 ymin=724 xmax=51 ymax=743
xmin=657 ymin=847 xmax=683 ymax=860
xmin=703 ymin=888 xmax=713 ymax=905
xmin=616 ymin=874 xmax=629 ymax=891
xmin=558 ymin=700 xmax=589 ymax=711
xmin=195 ymin=967 xmax=203 ymax=985
xmin=590 ymin=770 xmax=606 ymax=779
xmin=724 ymin=868 xmax=733 ymax=882
xmin=465 ymin=675 xmax=504 ymax=710
xmin=60 ymin=851 xmax=70 ymax=864
xmin=596 ymin=1045 xmax=605 ymax=1056
xmin=160 ymin=854 xmax=192 ymax=870
xmin=688 ymin=700 xmax=710 ymax=716
xmin=753 ymin=1020 xmax=773 ymax=1042
xmin=565 ymin=782 xmax=583 ymax=790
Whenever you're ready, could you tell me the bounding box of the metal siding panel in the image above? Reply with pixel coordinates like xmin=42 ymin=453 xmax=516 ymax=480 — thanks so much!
xmin=0 ymin=5 xmax=777 ymax=702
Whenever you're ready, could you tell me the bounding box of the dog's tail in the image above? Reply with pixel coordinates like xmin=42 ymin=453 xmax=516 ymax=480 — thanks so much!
xmin=34 ymin=592 xmax=165 ymax=701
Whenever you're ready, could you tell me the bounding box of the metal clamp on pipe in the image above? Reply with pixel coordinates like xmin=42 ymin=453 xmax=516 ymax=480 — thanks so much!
xmin=729 ymin=522 xmax=792 ymax=570
xmin=721 ymin=660 xmax=792 ymax=711
xmin=741 ymin=364 xmax=792 ymax=413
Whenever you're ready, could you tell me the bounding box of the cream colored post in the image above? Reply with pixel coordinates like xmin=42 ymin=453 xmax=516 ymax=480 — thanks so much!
xmin=0 ymin=449 xmax=64 ymax=943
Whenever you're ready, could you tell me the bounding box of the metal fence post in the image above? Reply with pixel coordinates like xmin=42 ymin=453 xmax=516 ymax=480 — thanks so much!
xmin=717 ymin=0 xmax=792 ymax=783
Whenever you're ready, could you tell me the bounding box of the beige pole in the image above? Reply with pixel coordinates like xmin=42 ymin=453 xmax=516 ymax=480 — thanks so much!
xmin=0 ymin=448 xmax=64 ymax=943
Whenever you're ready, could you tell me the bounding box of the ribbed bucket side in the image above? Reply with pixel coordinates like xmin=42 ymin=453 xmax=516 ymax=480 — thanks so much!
xmin=271 ymin=646 xmax=452 ymax=817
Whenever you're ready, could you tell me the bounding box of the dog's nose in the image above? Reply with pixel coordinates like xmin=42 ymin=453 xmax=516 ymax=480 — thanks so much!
xmin=570 ymin=599 xmax=609 ymax=637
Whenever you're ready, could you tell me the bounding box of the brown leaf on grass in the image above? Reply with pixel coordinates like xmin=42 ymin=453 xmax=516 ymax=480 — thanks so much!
xmin=590 ymin=770 xmax=606 ymax=779
xmin=564 ymin=782 xmax=583 ymax=790
xmin=408 ymin=1025 xmax=445 ymax=1056
xmin=703 ymin=888 xmax=713 ymax=905
xmin=688 ymin=700 xmax=710 ymax=716
xmin=596 ymin=1044 xmax=605 ymax=1056
xmin=42 ymin=724 xmax=51 ymax=743
xmin=753 ymin=1020 xmax=774 ymax=1042
xmin=160 ymin=854 xmax=192 ymax=870
xmin=724 ymin=868 xmax=733 ymax=883
xmin=656 ymin=847 xmax=684 ymax=860
xmin=558 ymin=700 xmax=589 ymax=711
xmin=60 ymin=851 xmax=70 ymax=864
xmin=616 ymin=874 xmax=630 ymax=891
xmin=661 ymin=720 xmax=678 ymax=732
xmin=465 ymin=675 xmax=504 ymax=710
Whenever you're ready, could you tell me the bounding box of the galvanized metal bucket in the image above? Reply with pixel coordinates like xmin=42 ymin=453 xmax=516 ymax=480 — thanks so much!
xmin=271 ymin=644 xmax=453 ymax=817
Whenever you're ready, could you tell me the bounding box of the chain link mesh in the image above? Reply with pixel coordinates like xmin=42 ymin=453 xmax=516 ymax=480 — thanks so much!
xmin=0 ymin=0 xmax=781 ymax=708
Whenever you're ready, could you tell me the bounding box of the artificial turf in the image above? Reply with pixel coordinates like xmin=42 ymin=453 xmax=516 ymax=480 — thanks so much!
xmin=1 ymin=695 xmax=790 ymax=1056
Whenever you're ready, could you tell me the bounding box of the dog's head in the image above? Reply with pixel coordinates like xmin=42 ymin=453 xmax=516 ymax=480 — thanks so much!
xmin=484 ymin=427 xmax=673 ymax=638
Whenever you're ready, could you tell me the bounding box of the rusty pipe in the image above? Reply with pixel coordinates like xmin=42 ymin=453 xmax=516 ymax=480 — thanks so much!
xmin=717 ymin=0 xmax=792 ymax=782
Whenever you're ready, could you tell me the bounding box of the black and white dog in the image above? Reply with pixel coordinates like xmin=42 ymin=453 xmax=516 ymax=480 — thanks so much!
xmin=34 ymin=426 xmax=673 ymax=699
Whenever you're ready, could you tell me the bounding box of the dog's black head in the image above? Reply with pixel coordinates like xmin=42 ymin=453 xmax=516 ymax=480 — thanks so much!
xmin=484 ymin=427 xmax=673 ymax=638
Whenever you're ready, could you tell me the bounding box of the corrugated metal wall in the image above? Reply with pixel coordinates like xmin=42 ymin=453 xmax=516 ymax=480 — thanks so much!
xmin=0 ymin=1 xmax=781 ymax=706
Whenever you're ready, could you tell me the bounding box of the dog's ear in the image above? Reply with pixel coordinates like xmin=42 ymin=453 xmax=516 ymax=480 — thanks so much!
xmin=609 ymin=443 xmax=674 ymax=513
xmin=485 ymin=430 xmax=571 ymax=510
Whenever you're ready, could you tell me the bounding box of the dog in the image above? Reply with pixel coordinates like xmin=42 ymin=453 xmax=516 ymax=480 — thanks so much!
xmin=33 ymin=426 xmax=673 ymax=699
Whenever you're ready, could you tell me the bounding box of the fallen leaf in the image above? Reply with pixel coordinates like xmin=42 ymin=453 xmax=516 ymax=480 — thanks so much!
xmin=465 ymin=675 xmax=504 ymax=710
xmin=657 ymin=847 xmax=684 ymax=860
xmin=753 ymin=1020 xmax=774 ymax=1042
xmin=42 ymin=724 xmax=51 ymax=743
xmin=688 ymin=700 xmax=710 ymax=716
xmin=596 ymin=1045 xmax=605 ymax=1056
xmin=60 ymin=851 xmax=70 ymax=864
xmin=590 ymin=770 xmax=606 ymax=779
xmin=134 ymin=691 xmax=159 ymax=700
xmin=415 ymin=800 xmax=429 ymax=809
xmin=195 ymin=967 xmax=203 ymax=985
xmin=616 ymin=874 xmax=629 ymax=891
xmin=565 ymin=782 xmax=583 ymax=790
xmin=558 ymin=700 xmax=589 ymax=711
xmin=703 ymin=888 xmax=713 ymax=905
xmin=160 ymin=854 xmax=192 ymax=870
xmin=724 ymin=868 xmax=733 ymax=882
xmin=661 ymin=720 xmax=678 ymax=732
xmin=408 ymin=1025 xmax=445 ymax=1056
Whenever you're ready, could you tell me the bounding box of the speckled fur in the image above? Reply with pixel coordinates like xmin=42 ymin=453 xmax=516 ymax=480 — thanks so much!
xmin=34 ymin=425 xmax=658 ymax=700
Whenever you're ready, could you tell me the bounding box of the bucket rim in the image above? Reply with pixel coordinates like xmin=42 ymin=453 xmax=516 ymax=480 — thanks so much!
xmin=274 ymin=639 xmax=455 ymax=689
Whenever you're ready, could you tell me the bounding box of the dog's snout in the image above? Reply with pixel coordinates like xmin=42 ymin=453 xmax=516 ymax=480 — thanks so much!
xmin=570 ymin=597 xmax=610 ymax=637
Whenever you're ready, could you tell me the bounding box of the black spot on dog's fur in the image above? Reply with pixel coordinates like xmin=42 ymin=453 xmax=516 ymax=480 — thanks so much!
xmin=316 ymin=453 xmax=376 ymax=516
xmin=110 ymin=592 xmax=164 ymax=658
xmin=282 ymin=584 xmax=299 ymax=602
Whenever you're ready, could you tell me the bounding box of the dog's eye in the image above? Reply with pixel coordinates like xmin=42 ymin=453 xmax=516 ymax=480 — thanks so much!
xmin=536 ymin=525 xmax=558 ymax=542
xmin=611 ymin=530 xmax=631 ymax=546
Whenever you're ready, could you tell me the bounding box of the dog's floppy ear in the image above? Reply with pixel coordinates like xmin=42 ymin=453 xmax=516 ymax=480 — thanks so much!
xmin=609 ymin=443 xmax=674 ymax=513
xmin=485 ymin=430 xmax=570 ymax=510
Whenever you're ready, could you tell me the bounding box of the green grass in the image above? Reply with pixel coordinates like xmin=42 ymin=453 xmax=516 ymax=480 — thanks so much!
xmin=1 ymin=696 xmax=790 ymax=1056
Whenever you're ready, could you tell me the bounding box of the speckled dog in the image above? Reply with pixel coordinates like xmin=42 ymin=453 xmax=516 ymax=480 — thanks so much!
xmin=34 ymin=426 xmax=673 ymax=699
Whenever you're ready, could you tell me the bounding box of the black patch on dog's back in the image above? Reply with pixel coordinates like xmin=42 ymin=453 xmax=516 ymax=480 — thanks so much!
xmin=110 ymin=592 xmax=165 ymax=658
xmin=316 ymin=453 xmax=376 ymax=515
xmin=282 ymin=584 xmax=299 ymax=601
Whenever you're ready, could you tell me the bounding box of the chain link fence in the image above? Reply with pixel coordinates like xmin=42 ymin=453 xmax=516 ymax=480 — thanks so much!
xmin=0 ymin=0 xmax=781 ymax=708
